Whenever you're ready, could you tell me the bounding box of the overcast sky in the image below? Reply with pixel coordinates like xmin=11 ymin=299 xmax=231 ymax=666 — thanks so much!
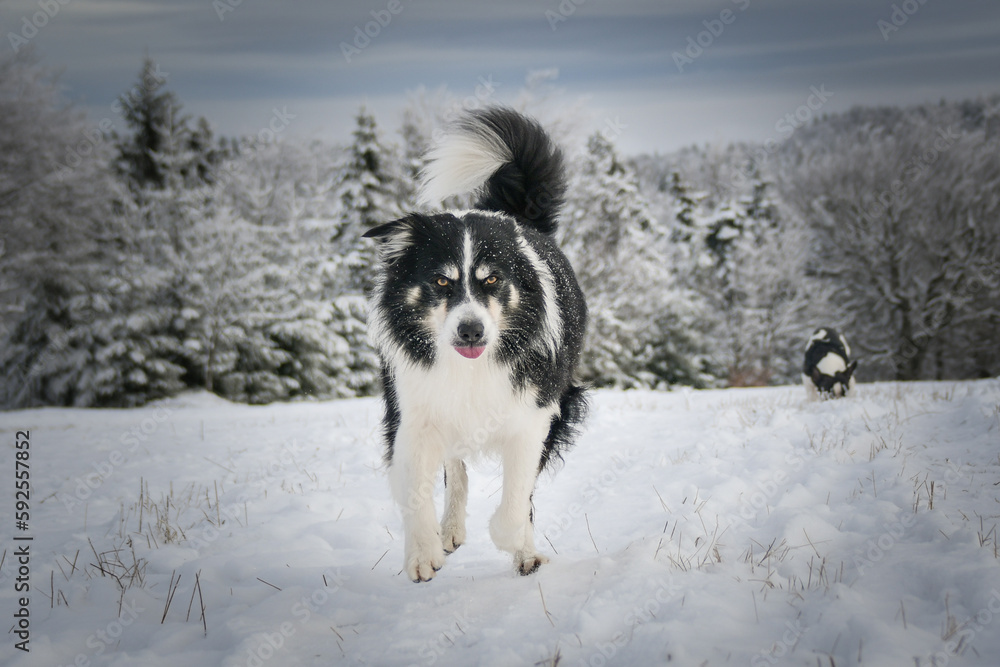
xmin=5 ymin=0 xmax=1000 ymax=154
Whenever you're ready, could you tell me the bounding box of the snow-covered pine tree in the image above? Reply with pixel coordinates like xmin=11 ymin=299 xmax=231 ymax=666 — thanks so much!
xmin=115 ymin=58 xmax=178 ymax=191
xmin=332 ymin=106 xmax=407 ymax=293
xmin=399 ymin=91 xmax=440 ymax=187
xmin=666 ymin=171 xmax=701 ymax=246
xmin=0 ymin=52 xmax=189 ymax=407
xmin=561 ymin=132 xmax=710 ymax=388
xmin=716 ymin=178 xmax=825 ymax=386
xmin=205 ymin=134 xmax=381 ymax=402
xmin=673 ymin=166 xmax=814 ymax=386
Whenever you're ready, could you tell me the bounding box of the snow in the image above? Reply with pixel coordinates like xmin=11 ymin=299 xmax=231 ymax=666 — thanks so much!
xmin=2 ymin=380 xmax=999 ymax=666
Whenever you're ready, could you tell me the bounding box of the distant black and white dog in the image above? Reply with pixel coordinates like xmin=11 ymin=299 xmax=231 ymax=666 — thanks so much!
xmin=363 ymin=107 xmax=587 ymax=582
xmin=802 ymin=327 xmax=857 ymax=400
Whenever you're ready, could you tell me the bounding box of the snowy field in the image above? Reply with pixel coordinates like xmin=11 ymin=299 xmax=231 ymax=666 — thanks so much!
xmin=2 ymin=380 xmax=999 ymax=667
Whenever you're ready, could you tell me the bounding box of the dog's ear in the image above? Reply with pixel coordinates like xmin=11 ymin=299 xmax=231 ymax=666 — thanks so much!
xmin=363 ymin=218 xmax=406 ymax=239
xmin=845 ymin=359 xmax=858 ymax=380
xmin=810 ymin=366 xmax=824 ymax=387
xmin=363 ymin=216 xmax=415 ymax=263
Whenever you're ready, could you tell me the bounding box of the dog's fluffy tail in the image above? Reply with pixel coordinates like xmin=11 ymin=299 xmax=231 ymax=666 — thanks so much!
xmin=418 ymin=106 xmax=566 ymax=234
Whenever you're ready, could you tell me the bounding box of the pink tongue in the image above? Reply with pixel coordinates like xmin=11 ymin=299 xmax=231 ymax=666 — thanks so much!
xmin=455 ymin=346 xmax=486 ymax=359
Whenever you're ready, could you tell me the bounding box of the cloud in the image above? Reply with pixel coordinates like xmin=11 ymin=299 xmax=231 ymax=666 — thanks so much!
xmin=7 ymin=0 xmax=998 ymax=153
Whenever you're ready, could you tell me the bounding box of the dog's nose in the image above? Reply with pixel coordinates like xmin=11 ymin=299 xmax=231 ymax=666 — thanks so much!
xmin=457 ymin=320 xmax=485 ymax=344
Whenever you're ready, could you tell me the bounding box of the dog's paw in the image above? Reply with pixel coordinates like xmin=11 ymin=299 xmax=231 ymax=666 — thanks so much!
xmin=405 ymin=547 xmax=446 ymax=583
xmin=515 ymin=551 xmax=549 ymax=576
xmin=441 ymin=521 xmax=466 ymax=554
xmin=442 ymin=531 xmax=464 ymax=554
xmin=404 ymin=533 xmax=447 ymax=583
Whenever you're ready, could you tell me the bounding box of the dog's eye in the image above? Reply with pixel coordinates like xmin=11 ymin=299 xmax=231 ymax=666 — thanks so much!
xmin=484 ymin=275 xmax=499 ymax=286
xmin=435 ymin=277 xmax=450 ymax=287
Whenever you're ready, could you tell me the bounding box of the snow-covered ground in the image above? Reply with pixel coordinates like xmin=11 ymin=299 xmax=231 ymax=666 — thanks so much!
xmin=2 ymin=380 xmax=999 ymax=666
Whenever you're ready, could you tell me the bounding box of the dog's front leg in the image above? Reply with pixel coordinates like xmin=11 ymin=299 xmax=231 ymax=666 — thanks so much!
xmin=490 ymin=416 xmax=551 ymax=575
xmin=390 ymin=425 xmax=446 ymax=582
xmin=441 ymin=459 xmax=468 ymax=553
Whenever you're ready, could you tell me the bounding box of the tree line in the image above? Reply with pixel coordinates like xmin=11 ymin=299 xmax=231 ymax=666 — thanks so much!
xmin=1 ymin=53 xmax=997 ymax=408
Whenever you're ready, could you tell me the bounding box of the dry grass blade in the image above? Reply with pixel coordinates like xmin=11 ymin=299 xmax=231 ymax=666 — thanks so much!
xmin=161 ymin=570 xmax=182 ymax=624
xmin=585 ymin=513 xmax=599 ymax=553
xmin=538 ymin=583 xmax=556 ymax=628
xmin=256 ymin=577 xmax=281 ymax=591
xmin=196 ymin=571 xmax=208 ymax=636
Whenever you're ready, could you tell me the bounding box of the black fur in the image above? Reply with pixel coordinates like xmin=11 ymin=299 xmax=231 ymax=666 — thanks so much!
xmin=461 ymin=107 xmax=567 ymax=234
xmin=803 ymin=327 xmax=858 ymax=398
xmin=364 ymin=107 xmax=587 ymax=473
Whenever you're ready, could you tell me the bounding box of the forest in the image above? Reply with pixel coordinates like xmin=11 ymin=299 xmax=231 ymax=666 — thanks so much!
xmin=2 ymin=53 xmax=998 ymax=408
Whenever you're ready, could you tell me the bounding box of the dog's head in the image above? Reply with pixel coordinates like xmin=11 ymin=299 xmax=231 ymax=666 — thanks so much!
xmin=364 ymin=212 xmax=553 ymax=367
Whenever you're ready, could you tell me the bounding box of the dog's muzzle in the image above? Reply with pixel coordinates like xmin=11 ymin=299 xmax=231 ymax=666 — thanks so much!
xmin=454 ymin=319 xmax=486 ymax=359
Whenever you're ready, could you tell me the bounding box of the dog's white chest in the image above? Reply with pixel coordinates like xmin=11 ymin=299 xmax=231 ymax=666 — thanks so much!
xmin=394 ymin=354 xmax=538 ymax=457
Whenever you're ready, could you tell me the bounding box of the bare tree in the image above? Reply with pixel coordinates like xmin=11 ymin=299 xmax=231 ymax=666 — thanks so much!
xmin=778 ymin=112 xmax=1000 ymax=380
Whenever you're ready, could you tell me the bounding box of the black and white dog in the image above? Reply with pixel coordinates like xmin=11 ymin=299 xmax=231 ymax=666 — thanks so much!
xmin=363 ymin=107 xmax=587 ymax=582
xmin=802 ymin=327 xmax=857 ymax=400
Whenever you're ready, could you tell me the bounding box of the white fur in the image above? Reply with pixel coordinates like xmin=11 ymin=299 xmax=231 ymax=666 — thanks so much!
xmin=377 ymin=227 xmax=413 ymax=264
xmin=475 ymin=264 xmax=494 ymax=281
xmin=375 ymin=276 xmax=554 ymax=580
xmin=802 ymin=373 xmax=820 ymax=402
xmin=443 ymin=300 xmax=499 ymax=350
xmin=441 ymin=459 xmax=468 ymax=553
xmin=839 ymin=334 xmax=852 ymax=358
xmin=443 ymin=208 xmax=510 ymax=223
xmin=390 ymin=344 xmax=555 ymax=580
xmin=461 ymin=231 xmax=474 ymax=300
xmin=419 ymin=130 xmax=512 ymax=207
xmin=816 ymin=352 xmax=846 ymax=375
xmin=516 ymin=232 xmax=562 ymax=359
xmin=803 ymin=371 xmax=857 ymax=401
xmin=806 ymin=328 xmax=828 ymax=349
